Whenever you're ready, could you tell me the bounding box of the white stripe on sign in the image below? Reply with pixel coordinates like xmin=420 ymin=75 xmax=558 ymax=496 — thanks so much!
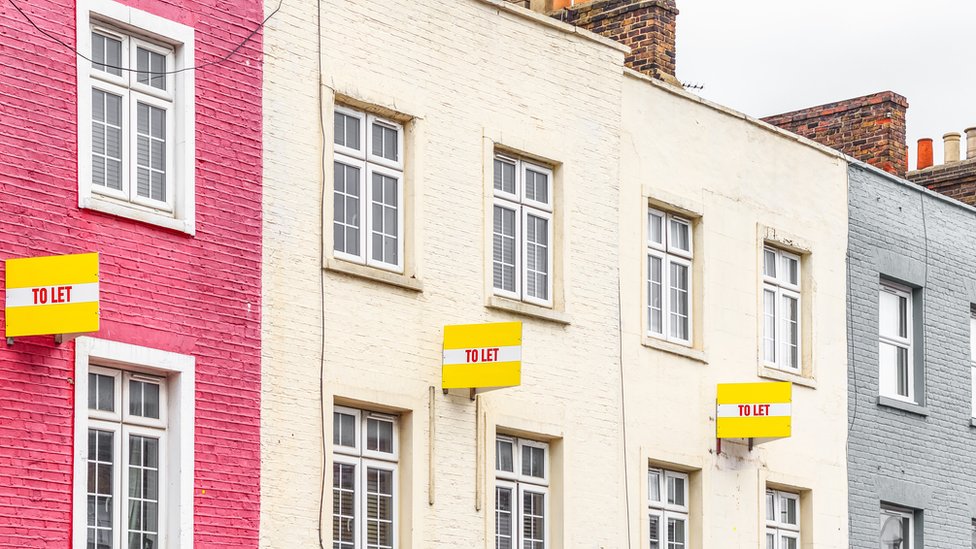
xmin=716 ymin=403 xmax=791 ymax=418
xmin=5 ymin=282 xmax=99 ymax=308
xmin=443 ymin=345 xmax=521 ymax=365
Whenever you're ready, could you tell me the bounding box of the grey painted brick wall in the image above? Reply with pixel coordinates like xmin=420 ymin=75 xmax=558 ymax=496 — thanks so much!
xmin=848 ymin=163 xmax=976 ymax=548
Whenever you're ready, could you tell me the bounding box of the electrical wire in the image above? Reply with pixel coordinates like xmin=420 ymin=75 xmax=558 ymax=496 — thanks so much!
xmin=5 ymin=0 xmax=281 ymax=75
xmin=315 ymin=0 xmax=327 ymax=545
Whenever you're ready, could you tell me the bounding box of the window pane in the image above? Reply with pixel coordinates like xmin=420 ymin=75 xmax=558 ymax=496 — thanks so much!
xmin=333 ymin=462 xmax=356 ymax=549
xmin=666 ymin=474 xmax=685 ymax=507
xmin=669 ymin=218 xmax=691 ymax=254
xmin=127 ymin=435 xmax=159 ymax=549
xmin=496 ymin=439 xmax=514 ymax=473
xmin=334 ymin=162 xmax=361 ymax=256
xmin=763 ymin=289 xmax=777 ymax=363
xmin=366 ymin=417 xmax=394 ymax=454
xmin=783 ymin=255 xmax=799 ymax=286
xmin=667 ymin=517 xmax=686 ymax=549
xmin=649 ymin=514 xmax=661 ymax=549
xmin=129 ymin=379 xmax=161 ymax=419
xmin=333 ymin=412 xmax=356 ymax=448
xmin=493 ymin=205 xmax=517 ymax=293
xmin=524 ymin=168 xmax=549 ymax=205
xmin=970 ymin=314 xmax=976 ymax=363
xmin=136 ymin=47 xmax=167 ymax=90
xmin=879 ymin=341 xmax=911 ymax=398
xmin=521 ymin=445 xmax=545 ymax=479
xmin=366 ymin=468 xmax=394 ymax=549
xmin=781 ymin=495 xmax=797 ymax=525
xmin=781 ymin=295 xmax=799 ymax=369
xmin=648 ymin=469 xmax=661 ymax=502
xmin=495 ymin=487 xmax=513 ymax=549
xmin=135 ymin=103 xmax=167 ymax=202
xmin=370 ymin=173 xmax=399 ymax=266
xmin=522 ymin=490 xmax=546 ymax=549
xmin=763 ymin=248 xmax=777 ymax=278
xmin=648 ymin=255 xmax=663 ymax=335
xmin=87 ymin=429 xmax=114 ymax=547
xmin=494 ymin=158 xmax=516 ymax=195
xmin=92 ymin=32 xmax=122 ymax=77
xmin=92 ymin=89 xmax=123 ymax=191
xmin=89 ymin=373 xmax=115 ymax=412
xmin=524 ymin=214 xmax=549 ymax=301
xmin=371 ymin=122 xmax=398 ymax=163
xmin=782 ymin=534 xmax=798 ymax=549
xmin=668 ymin=262 xmax=690 ymax=341
xmin=765 ymin=491 xmax=774 ymax=522
xmin=879 ymin=289 xmax=902 ymax=339
xmin=335 ymin=112 xmax=361 ymax=150
xmin=766 ymin=532 xmax=775 ymax=549
xmin=648 ymin=211 xmax=664 ymax=246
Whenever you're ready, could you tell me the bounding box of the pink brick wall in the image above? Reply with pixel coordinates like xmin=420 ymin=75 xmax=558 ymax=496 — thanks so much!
xmin=0 ymin=0 xmax=263 ymax=546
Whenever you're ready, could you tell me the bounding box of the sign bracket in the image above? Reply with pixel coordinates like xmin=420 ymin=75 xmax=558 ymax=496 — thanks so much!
xmin=6 ymin=337 xmax=13 ymax=347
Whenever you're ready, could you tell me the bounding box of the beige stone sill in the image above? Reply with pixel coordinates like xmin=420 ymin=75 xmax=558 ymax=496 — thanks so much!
xmin=486 ymin=296 xmax=570 ymax=325
xmin=758 ymin=366 xmax=817 ymax=389
xmin=324 ymin=258 xmax=423 ymax=292
xmin=641 ymin=336 xmax=707 ymax=364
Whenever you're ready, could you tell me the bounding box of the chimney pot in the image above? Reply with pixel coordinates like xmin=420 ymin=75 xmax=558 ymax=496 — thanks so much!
xmin=965 ymin=127 xmax=976 ymax=160
xmin=917 ymin=138 xmax=934 ymax=170
xmin=944 ymin=132 xmax=961 ymax=163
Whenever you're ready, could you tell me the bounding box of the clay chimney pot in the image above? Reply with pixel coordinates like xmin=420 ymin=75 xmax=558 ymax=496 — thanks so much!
xmin=917 ymin=138 xmax=934 ymax=170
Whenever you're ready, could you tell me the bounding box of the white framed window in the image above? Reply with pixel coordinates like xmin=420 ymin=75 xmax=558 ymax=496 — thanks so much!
xmin=333 ymin=105 xmax=405 ymax=273
xmin=492 ymin=153 xmax=554 ymax=308
xmin=765 ymin=489 xmax=800 ymax=549
xmin=333 ymin=406 xmax=399 ymax=549
xmin=762 ymin=246 xmax=802 ymax=371
xmin=495 ymin=435 xmax=549 ymax=549
xmin=879 ymin=281 xmax=914 ymax=402
xmin=970 ymin=309 xmax=976 ymax=418
xmin=72 ymin=337 xmax=195 ymax=549
xmin=880 ymin=505 xmax=914 ymax=549
xmin=647 ymin=208 xmax=693 ymax=345
xmin=647 ymin=467 xmax=689 ymax=549
xmin=77 ymin=0 xmax=196 ymax=234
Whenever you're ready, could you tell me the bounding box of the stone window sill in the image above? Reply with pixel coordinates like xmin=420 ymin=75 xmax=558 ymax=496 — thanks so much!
xmin=324 ymin=258 xmax=423 ymax=292
xmin=877 ymin=396 xmax=928 ymax=417
xmin=758 ymin=366 xmax=817 ymax=389
xmin=486 ymin=296 xmax=570 ymax=325
xmin=641 ymin=336 xmax=707 ymax=364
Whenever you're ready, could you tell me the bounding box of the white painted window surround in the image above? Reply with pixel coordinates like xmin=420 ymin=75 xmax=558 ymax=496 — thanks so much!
xmin=72 ymin=337 xmax=195 ymax=549
xmin=765 ymin=489 xmax=800 ymax=549
xmin=495 ymin=435 xmax=549 ymax=549
xmin=878 ymin=281 xmax=914 ymax=403
xmin=646 ymin=208 xmax=693 ymax=346
xmin=77 ymin=0 xmax=196 ymax=235
xmin=647 ymin=467 xmax=689 ymax=549
xmin=762 ymin=246 xmax=802 ymax=373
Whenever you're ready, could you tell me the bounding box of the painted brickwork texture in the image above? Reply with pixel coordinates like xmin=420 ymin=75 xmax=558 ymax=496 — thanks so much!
xmin=261 ymin=0 xmax=627 ymax=546
xmin=764 ymin=92 xmax=909 ymax=177
xmin=848 ymin=163 xmax=976 ymax=547
xmin=0 ymin=1 xmax=263 ymax=546
xmin=908 ymin=158 xmax=976 ymax=207
xmin=554 ymin=0 xmax=679 ymax=84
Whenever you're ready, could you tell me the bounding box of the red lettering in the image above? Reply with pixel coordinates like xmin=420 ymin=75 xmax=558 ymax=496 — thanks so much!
xmin=740 ymin=404 xmax=750 ymax=416
xmin=54 ymin=287 xmax=65 ymax=303
xmin=64 ymin=286 xmax=72 ymax=302
xmin=31 ymin=288 xmax=40 ymax=304
xmin=38 ymin=287 xmax=47 ymax=304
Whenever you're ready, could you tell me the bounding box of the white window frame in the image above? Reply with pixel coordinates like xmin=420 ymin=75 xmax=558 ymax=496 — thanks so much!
xmin=492 ymin=153 xmax=555 ymax=308
xmin=495 ymin=435 xmax=550 ymax=549
xmin=762 ymin=246 xmax=802 ymax=372
xmin=970 ymin=309 xmax=976 ymax=418
xmin=72 ymin=337 xmax=195 ymax=549
xmin=77 ymin=0 xmax=196 ymax=234
xmin=647 ymin=467 xmax=690 ymax=549
xmin=332 ymin=406 xmax=399 ymax=549
xmin=880 ymin=505 xmax=914 ymax=549
xmin=765 ymin=489 xmax=800 ymax=549
xmin=331 ymin=105 xmax=405 ymax=273
xmin=879 ymin=281 xmax=915 ymax=403
xmin=647 ymin=208 xmax=694 ymax=346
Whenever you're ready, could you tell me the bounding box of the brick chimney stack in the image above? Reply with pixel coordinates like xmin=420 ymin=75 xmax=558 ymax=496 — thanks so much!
xmin=761 ymin=92 xmax=909 ymax=177
xmin=551 ymin=0 xmax=680 ymax=86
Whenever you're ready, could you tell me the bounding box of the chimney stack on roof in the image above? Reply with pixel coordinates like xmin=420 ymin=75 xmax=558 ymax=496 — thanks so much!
xmin=550 ymin=0 xmax=681 ymax=86
xmin=907 ymin=127 xmax=976 ymax=207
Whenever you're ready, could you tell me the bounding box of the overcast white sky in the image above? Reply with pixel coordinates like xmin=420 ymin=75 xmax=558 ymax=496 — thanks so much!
xmin=675 ymin=0 xmax=976 ymax=168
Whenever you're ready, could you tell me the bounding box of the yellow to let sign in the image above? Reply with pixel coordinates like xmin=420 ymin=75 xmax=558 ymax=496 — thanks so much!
xmin=716 ymin=382 xmax=791 ymax=439
xmin=442 ymin=322 xmax=521 ymax=389
xmin=5 ymin=253 xmax=100 ymax=338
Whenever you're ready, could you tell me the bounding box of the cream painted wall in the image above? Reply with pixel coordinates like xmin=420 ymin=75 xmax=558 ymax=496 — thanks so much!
xmin=261 ymin=0 xmax=631 ymax=547
xmin=620 ymin=71 xmax=850 ymax=548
